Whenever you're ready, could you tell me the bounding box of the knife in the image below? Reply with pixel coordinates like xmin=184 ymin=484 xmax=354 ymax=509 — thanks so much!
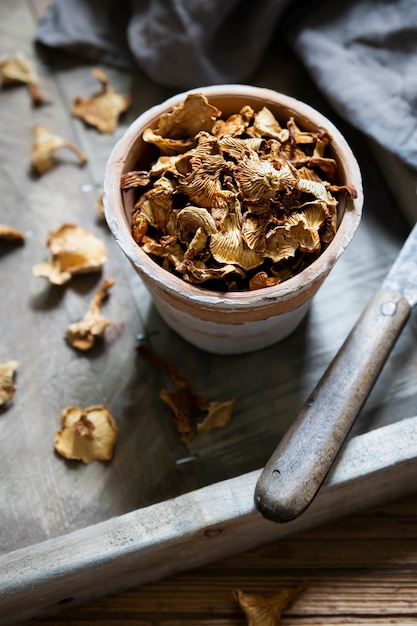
xmin=254 ymin=222 xmax=417 ymax=523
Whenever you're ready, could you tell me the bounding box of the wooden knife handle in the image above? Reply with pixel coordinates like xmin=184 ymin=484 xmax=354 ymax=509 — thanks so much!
xmin=254 ymin=288 xmax=411 ymax=523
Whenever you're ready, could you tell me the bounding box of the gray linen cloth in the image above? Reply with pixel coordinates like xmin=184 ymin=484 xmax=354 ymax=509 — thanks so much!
xmin=36 ymin=0 xmax=417 ymax=171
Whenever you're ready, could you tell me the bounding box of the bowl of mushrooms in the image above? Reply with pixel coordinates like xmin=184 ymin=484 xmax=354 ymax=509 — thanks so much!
xmin=104 ymin=84 xmax=363 ymax=354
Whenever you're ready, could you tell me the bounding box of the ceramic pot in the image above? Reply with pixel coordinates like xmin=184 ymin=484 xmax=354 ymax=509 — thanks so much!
xmin=104 ymin=84 xmax=363 ymax=354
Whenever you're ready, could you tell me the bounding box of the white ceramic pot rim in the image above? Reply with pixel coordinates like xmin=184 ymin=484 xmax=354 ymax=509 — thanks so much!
xmin=104 ymin=84 xmax=363 ymax=312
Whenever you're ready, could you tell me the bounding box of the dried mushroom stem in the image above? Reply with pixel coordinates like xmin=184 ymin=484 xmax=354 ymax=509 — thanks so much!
xmin=136 ymin=343 xmax=235 ymax=442
xmin=0 ymin=51 xmax=48 ymax=106
xmin=31 ymin=125 xmax=88 ymax=175
xmin=65 ymin=278 xmax=115 ymax=350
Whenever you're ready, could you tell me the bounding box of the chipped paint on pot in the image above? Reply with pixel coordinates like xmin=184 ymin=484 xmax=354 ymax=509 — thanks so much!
xmin=104 ymin=85 xmax=363 ymax=354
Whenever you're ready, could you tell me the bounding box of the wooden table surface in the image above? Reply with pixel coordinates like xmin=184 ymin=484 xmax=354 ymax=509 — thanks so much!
xmin=2 ymin=1 xmax=417 ymax=624
xmin=39 ymin=493 xmax=417 ymax=625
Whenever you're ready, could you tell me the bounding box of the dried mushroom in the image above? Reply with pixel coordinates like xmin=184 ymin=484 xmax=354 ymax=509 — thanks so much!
xmin=252 ymin=107 xmax=289 ymax=142
xmin=179 ymin=259 xmax=245 ymax=285
xmin=33 ymin=223 xmax=107 ymax=285
xmin=0 ymin=51 xmax=48 ymax=106
xmin=233 ymin=582 xmax=307 ymax=626
xmin=121 ymin=170 xmax=151 ymax=190
xmin=210 ymin=212 xmax=262 ymax=270
xmin=136 ymin=342 xmax=194 ymax=441
xmin=65 ymin=278 xmax=115 ymax=350
xmin=196 ymin=398 xmax=235 ymax=433
xmin=124 ymin=93 xmax=357 ymax=291
xmin=72 ymin=68 xmax=131 ymax=133
xmin=212 ymin=105 xmax=254 ymax=137
xmin=54 ymin=405 xmax=119 ymax=463
xmin=156 ymin=92 xmax=221 ymax=139
xmin=137 ymin=342 xmax=234 ymax=442
xmin=96 ymin=191 xmax=105 ymax=219
xmin=0 ymin=224 xmax=25 ymax=243
xmin=31 ymin=125 xmax=88 ymax=175
xmin=0 ymin=361 xmax=19 ymax=407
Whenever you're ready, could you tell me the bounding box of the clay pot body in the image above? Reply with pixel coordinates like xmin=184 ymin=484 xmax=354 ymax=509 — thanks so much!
xmin=104 ymin=85 xmax=363 ymax=354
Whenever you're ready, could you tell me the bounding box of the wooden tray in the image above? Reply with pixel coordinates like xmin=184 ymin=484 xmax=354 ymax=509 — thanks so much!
xmin=1 ymin=2 xmax=416 ymax=623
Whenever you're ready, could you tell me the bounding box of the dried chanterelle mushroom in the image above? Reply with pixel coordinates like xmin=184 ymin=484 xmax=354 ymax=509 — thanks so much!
xmin=0 ymin=224 xmax=25 ymax=243
xmin=31 ymin=125 xmax=88 ymax=175
xmin=0 ymin=361 xmax=19 ymax=407
xmin=33 ymin=223 xmax=107 ymax=285
xmin=0 ymin=51 xmax=48 ymax=106
xmin=66 ymin=278 xmax=115 ymax=350
xmin=195 ymin=398 xmax=236 ymax=433
xmin=72 ymin=68 xmax=131 ymax=133
xmin=233 ymin=582 xmax=307 ymax=626
xmin=96 ymin=191 xmax=105 ymax=219
xmin=123 ymin=93 xmax=357 ymax=292
xmin=54 ymin=405 xmax=119 ymax=463
xmin=137 ymin=342 xmax=235 ymax=442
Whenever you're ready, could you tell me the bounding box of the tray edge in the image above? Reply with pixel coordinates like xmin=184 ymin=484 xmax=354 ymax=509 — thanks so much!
xmin=1 ymin=415 xmax=417 ymax=624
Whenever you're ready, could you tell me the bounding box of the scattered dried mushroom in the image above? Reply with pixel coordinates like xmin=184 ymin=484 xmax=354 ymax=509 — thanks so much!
xmin=124 ymin=93 xmax=357 ymax=291
xmin=66 ymin=278 xmax=115 ymax=350
xmin=54 ymin=405 xmax=119 ymax=463
xmin=0 ymin=224 xmax=25 ymax=243
xmin=0 ymin=56 xmax=128 ymax=469
xmin=31 ymin=125 xmax=88 ymax=175
xmin=137 ymin=342 xmax=235 ymax=442
xmin=0 ymin=51 xmax=48 ymax=106
xmin=0 ymin=361 xmax=19 ymax=407
xmin=33 ymin=223 xmax=107 ymax=284
xmin=72 ymin=68 xmax=131 ymax=133
xmin=233 ymin=582 xmax=307 ymax=626
xmin=96 ymin=191 xmax=105 ymax=219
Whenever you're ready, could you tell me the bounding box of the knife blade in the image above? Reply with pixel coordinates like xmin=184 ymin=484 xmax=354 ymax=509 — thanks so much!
xmin=254 ymin=222 xmax=417 ymax=524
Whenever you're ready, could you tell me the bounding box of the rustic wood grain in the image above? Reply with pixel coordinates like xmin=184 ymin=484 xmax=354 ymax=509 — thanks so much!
xmin=1 ymin=1 xmax=417 ymax=624
xmin=0 ymin=0 xmax=200 ymax=556
xmin=40 ymin=494 xmax=417 ymax=625
xmin=1 ymin=415 xmax=417 ymax=623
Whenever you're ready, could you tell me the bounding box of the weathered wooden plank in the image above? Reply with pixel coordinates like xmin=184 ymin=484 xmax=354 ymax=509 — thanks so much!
xmin=0 ymin=415 xmax=416 ymax=624
xmin=0 ymin=0 xmax=199 ymax=555
xmin=42 ymin=571 xmax=417 ymax=625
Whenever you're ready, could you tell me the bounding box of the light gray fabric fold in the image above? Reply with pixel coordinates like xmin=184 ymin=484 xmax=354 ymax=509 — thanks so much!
xmin=290 ymin=0 xmax=417 ymax=170
xmin=36 ymin=0 xmax=136 ymax=69
xmin=126 ymin=0 xmax=292 ymax=87
xmin=36 ymin=0 xmax=417 ymax=170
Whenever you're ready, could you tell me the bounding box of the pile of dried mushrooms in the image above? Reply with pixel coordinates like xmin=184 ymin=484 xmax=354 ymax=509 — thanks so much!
xmin=123 ymin=93 xmax=357 ymax=292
